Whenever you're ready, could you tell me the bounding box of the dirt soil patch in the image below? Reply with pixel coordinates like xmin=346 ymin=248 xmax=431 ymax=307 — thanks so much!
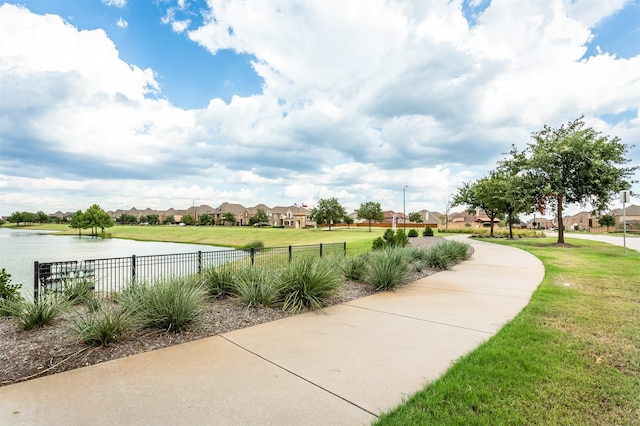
xmin=1 ymin=237 xmax=445 ymax=387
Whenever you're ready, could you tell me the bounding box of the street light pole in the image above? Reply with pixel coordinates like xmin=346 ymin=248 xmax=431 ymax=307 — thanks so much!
xmin=192 ymin=198 xmax=200 ymax=224
xmin=403 ymin=185 xmax=407 ymax=231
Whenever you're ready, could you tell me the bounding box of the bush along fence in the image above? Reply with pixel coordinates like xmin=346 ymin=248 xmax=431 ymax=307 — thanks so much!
xmin=33 ymin=242 xmax=346 ymax=301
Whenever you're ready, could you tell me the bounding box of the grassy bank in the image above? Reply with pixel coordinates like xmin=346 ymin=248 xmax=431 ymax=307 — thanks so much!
xmin=377 ymin=238 xmax=640 ymax=425
xmin=2 ymin=224 xmax=385 ymax=255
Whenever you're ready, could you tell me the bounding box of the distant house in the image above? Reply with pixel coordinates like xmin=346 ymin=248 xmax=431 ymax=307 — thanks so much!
xmin=448 ymin=210 xmax=500 ymax=228
xmin=563 ymin=211 xmax=593 ymax=231
xmin=609 ymin=204 xmax=640 ymax=227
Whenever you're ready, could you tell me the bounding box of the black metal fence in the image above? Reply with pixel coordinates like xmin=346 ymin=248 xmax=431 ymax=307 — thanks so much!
xmin=33 ymin=242 xmax=346 ymax=300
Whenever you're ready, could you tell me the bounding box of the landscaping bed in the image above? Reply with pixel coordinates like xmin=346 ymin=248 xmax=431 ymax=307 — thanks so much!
xmin=1 ymin=236 xmax=450 ymax=387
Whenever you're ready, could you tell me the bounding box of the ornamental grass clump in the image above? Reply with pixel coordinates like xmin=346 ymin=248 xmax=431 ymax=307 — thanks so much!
xmin=11 ymin=295 xmax=68 ymax=331
xmin=202 ymin=266 xmax=237 ymax=299
xmin=118 ymin=277 xmax=206 ymax=333
xmin=62 ymin=276 xmax=95 ymax=305
xmin=71 ymin=302 xmax=138 ymax=347
xmin=279 ymin=257 xmax=343 ymax=313
xmin=342 ymin=253 xmax=370 ymax=281
xmin=364 ymin=247 xmax=412 ymax=291
xmin=234 ymin=265 xmax=281 ymax=309
xmin=424 ymin=241 xmax=471 ymax=270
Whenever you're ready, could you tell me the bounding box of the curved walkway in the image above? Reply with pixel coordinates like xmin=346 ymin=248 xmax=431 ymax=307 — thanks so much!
xmin=0 ymin=238 xmax=544 ymax=425
xmin=545 ymin=232 xmax=640 ymax=252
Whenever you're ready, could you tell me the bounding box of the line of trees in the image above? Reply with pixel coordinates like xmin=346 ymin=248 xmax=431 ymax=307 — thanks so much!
xmin=6 ymin=211 xmax=64 ymax=226
xmin=453 ymin=117 xmax=637 ymax=243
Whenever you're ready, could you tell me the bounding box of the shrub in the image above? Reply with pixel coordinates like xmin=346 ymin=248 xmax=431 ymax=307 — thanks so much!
xmin=62 ymin=276 xmax=95 ymax=305
xmin=0 ymin=268 xmax=22 ymax=301
xmin=373 ymin=229 xmax=410 ymax=250
xmin=11 ymin=295 xmax=68 ymax=330
xmin=118 ymin=277 xmax=206 ymax=332
xmin=423 ymin=227 xmax=434 ymax=236
xmin=407 ymin=229 xmax=419 ymax=237
xmin=242 ymin=240 xmax=264 ymax=249
xmin=279 ymin=257 xmax=343 ymax=313
xmin=364 ymin=248 xmax=411 ymax=291
xmin=372 ymin=236 xmax=386 ymax=250
xmin=234 ymin=266 xmax=280 ymax=309
xmin=342 ymin=253 xmax=370 ymax=281
xmin=394 ymin=229 xmax=409 ymax=247
xmin=202 ymin=267 xmax=237 ymax=299
xmin=424 ymin=241 xmax=471 ymax=270
xmin=71 ymin=302 xmax=138 ymax=347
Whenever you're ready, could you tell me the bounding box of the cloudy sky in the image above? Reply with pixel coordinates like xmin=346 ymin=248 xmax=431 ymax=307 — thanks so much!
xmin=1 ymin=0 xmax=639 ymax=218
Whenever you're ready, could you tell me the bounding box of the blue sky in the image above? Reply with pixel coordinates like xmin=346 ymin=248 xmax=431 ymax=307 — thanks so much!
xmin=1 ymin=0 xmax=639 ymax=218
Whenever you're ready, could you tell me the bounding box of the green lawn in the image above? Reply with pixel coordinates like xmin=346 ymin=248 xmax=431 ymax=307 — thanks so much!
xmin=376 ymin=237 xmax=640 ymax=425
xmin=5 ymin=224 xmax=385 ymax=255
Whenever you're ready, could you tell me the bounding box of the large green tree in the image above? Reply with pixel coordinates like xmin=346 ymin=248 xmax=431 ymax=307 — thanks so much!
xmin=310 ymin=198 xmax=346 ymax=230
xmin=508 ymin=117 xmax=637 ymax=244
xmin=83 ymin=204 xmax=114 ymax=236
xmin=356 ymin=201 xmax=384 ymax=232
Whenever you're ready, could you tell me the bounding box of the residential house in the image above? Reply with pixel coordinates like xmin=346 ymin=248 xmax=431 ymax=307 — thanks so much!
xmin=609 ymin=204 xmax=640 ymax=228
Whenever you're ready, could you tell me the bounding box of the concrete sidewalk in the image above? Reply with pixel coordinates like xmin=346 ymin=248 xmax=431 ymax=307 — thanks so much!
xmin=0 ymin=238 xmax=544 ymax=425
xmin=546 ymin=232 xmax=640 ymax=252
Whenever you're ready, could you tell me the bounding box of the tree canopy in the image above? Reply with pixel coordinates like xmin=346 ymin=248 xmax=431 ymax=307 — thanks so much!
xmin=249 ymin=208 xmax=269 ymax=226
xmin=356 ymin=201 xmax=384 ymax=232
xmin=310 ymin=198 xmax=346 ymax=230
xmin=452 ymin=175 xmax=505 ymax=237
xmin=508 ymin=117 xmax=637 ymax=243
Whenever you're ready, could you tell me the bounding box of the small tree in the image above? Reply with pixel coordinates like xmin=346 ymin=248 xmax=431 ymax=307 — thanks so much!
xmin=598 ymin=214 xmax=616 ymax=228
xmin=118 ymin=214 xmax=138 ymax=225
xmin=453 ymin=176 xmax=504 ymax=237
xmin=147 ymin=214 xmax=160 ymax=225
xmin=36 ymin=211 xmax=50 ymax=224
xmin=408 ymin=212 xmax=422 ymax=230
xmin=249 ymin=208 xmax=269 ymax=226
xmin=356 ymin=201 xmax=384 ymax=232
xmin=199 ymin=213 xmax=212 ymax=226
xmin=344 ymin=215 xmax=354 ymax=229
xmin=83 ymin=204 xmax=113 ymax=235
xmin=163 ymin=215 xmax=176 ymax=225
xmin=182 ymin=214 xmax=194 ymax=226
xmin=223 ymin=212 xmax=236 ymax=226
xmin=310 ymin=198 xmax=347 ymax=230
xmin=8 ymin=211 xmax=24 ymax=226
xmin=69 ymin=210 xmax=87 ymax=236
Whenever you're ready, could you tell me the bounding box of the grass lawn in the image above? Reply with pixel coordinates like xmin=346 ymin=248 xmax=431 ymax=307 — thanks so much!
xmin=4 ymin=224 xmax=386 ymax=255
xmin=376 ymin=237 xmax=640 ymax=425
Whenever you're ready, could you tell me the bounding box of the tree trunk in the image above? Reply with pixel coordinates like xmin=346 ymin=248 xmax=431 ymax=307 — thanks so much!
xmin=368 ymin=220 xmax=372 ymax=232
xmin=489 ymin=214 xmax=496 ymax=237
xmin=556 ymin=196 xmax=564 ymax=244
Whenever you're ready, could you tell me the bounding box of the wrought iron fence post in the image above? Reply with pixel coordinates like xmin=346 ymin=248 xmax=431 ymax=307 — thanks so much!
xmin=198 ymin=251 xmax=202 ymax=275
xmin=33 ymin=261 xmax=39 ymax=302
xmin=320 ymin=243 xmax=323 ymax=258
xmin=343 ymin=242 xmax=346 ymax=257
xmin=250 ymin=247 xmax=255 ymax=266
xmin=131 ymin=255 xmax=136 ymax=283
xmin=289 ymin=245 xmax=292 ymax=263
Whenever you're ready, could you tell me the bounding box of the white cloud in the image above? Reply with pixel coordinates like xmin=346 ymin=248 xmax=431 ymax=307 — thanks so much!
xmin=116 ymin=17 xmax=128 ymax=29
xmin=102 ymin=0 xmax=126 ymax=8
xmin=0 ymin=1 xmax=638 ymax=217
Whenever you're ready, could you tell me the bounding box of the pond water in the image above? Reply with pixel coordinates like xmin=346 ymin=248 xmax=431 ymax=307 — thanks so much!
xmin=0 ymin=228 xmax=227 ymax=297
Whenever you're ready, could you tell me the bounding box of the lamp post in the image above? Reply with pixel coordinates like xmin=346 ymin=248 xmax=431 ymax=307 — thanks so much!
xmin=403 ymin=185 xmax=408 ymax=231
xmin=192 ymin=198 xmax=200 ymax=224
